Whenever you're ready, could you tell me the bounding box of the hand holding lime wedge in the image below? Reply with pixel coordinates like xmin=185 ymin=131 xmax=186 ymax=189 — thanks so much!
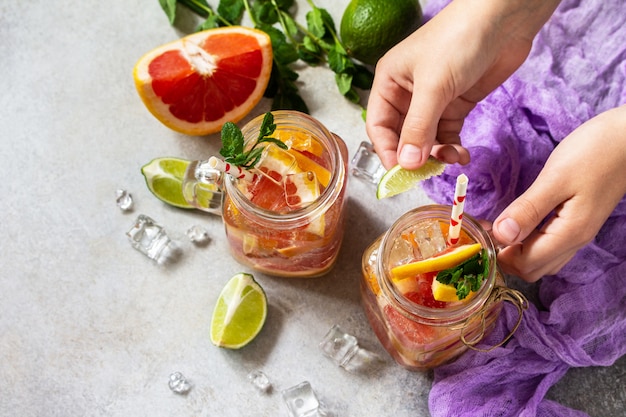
xmin=376 ymin=156 xmax=446 ymax=199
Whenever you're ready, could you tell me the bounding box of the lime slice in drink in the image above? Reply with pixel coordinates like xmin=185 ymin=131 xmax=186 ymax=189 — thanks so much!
xmin=210 ymin=273 xmax=267 ymax=349
xmin=376 ymin=157 xmax=446 ymax=199
xmin=141 ymin=157 xmax=194 ymax=209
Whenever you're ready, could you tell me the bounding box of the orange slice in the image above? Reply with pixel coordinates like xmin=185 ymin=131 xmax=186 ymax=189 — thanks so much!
xmin=431 ymin=279 xmax=475 ymax=302
xmin=289 ymin=149 xmax=331 ymax=187
xmin=274 ymin=130 xmax=325 ymax=157
xmin=133 ymin=26 xmax=273 ymax=136
xmin=391 ymin=243 xmax=482 ymax=280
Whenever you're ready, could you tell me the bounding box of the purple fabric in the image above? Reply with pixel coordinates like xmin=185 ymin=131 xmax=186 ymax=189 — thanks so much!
xmin=418 ymin=1 xmax=626 ymax=416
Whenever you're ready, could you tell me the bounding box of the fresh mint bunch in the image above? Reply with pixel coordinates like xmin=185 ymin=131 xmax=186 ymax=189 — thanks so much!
xmin=436 ymin=251 xmax=490 ymax=300
xmin=219 ymin=112 xmax=287 ymax=169
xmin=158 ymin=0 xmax=374 ymax=115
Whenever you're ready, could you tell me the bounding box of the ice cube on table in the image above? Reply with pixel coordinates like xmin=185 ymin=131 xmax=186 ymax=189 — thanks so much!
xmin=247 ymin=370 xmax=272 ymax=393
xmin=282 ymin=381 xmax=327 ymax=417
xmin=115 ymin=189 xmax=133 ymax=211
xmin=350 ymin=141 xmax=386 ymax=184
xmin=126 ymin=215 xmax=180 ymax=264
xmin=319 ymin=325 xmax=359 ymax=368
xmin=186 ymin=225 xmax=210 ymax=246
xmin=319 ymin=325 xmax=382 ymax=373
xmin=168 ymin=371 xmax=191 ymax=394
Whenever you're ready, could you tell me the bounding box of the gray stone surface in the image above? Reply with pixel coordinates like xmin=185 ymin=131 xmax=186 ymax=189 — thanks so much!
xmin=0 ymin=1 xmax=623 ymax=416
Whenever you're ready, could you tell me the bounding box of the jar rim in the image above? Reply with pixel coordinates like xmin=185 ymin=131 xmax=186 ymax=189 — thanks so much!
xmin=224 ymin=111 xmax=345 ymax=227
xmin=376 ymin=205 xmax=498 ymax=325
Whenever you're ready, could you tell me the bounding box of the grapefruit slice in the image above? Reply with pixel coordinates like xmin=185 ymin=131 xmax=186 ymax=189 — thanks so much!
xmin=133 ymin=26 xmax=273 ymax=136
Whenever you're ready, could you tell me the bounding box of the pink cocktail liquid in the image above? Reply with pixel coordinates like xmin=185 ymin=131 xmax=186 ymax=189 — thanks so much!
xmin=222 ymin=111 xmax=348 ymax=277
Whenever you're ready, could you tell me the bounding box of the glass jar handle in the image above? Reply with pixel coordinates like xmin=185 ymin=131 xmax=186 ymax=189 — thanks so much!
xmin=461 ymin=286 xmax=529 ymax=352
xmin=181 ymin=159 xmax=224 ymax=215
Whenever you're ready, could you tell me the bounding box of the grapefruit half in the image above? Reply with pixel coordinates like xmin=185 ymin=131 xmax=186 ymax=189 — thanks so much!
xmin=133 ymin=26 xmax=273 ymax=136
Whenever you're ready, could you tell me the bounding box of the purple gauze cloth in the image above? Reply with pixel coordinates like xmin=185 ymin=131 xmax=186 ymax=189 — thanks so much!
xmin=417 ymin=0 xmax=626 ymax=416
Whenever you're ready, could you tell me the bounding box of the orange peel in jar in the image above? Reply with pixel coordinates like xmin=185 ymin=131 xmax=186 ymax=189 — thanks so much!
xmin=391 ymin=243 xmax=482 ymax=280
xmin=431 ymin=279 xmax=475 ymax=302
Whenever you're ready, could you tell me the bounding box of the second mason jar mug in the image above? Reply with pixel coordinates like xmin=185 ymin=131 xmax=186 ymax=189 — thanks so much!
xmin=361 ymin=205 xmax=527 ymax=370
xmin=182 ymin=110 xmax=349 ymax=278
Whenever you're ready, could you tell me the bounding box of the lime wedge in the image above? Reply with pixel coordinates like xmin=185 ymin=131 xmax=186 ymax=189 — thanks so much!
xmin=376 ymin=157 xmax=446 ymax=199
xmin=210 ymin=273 xmax=267 ymax=349
xmin=141 ymin=157 xmax=194 ymax=208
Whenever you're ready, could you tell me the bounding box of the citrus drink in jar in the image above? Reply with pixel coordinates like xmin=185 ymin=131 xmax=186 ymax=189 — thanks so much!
xmin=221 ymin=111 xmax=348 ymax=277
xmin=361 ymin=205 xmax=526 ymax=370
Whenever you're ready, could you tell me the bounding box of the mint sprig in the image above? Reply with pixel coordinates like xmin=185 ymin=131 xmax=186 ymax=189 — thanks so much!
xmin=219 ymin=112 xmax=287 ymax=169
xmin=436 ymin=250 xmax=490 ymax=300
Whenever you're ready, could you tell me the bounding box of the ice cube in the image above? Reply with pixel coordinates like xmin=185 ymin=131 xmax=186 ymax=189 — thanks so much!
xmin=257 ymin=143 xmax=298 ymax=184
xmin=168 ymin=371 xmax=191 ymax=394
xmin=319 ymin=325 xmax=359 ymax=368
xmin=247 ymin=370 xmax=272 ymax=393
xmin=186 ymin=225 xmax=210 ymax=246
xmin=282 ymin=381 xmax=327 ymax=417
xmin=319 ymin=325 xmax=381 ymax=373
xmin=411 ymin=220 xmax=447 ymax=259
xmin=284 ymin=171 xmax=320 ymax=208
xmin=126 ymin=215 xmax=181 ymax=264
xmin=115 ymin=189 xmax=133 ymax=212
xmin=350 ymin=141 xmax=386 ymax=184
xmin=387 ymin=233 xmax=420 ymax=267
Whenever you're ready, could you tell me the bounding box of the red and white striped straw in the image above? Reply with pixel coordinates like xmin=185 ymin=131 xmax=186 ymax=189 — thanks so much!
xmin=447 ymin=173 xmax=469 ymax=246
xmin=208 ymin=156 xmax=257 ymax=182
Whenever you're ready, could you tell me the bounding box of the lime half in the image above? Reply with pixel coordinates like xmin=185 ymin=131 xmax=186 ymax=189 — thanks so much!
xmin=210 ymin=273 xmax=267 ymax=349
xmin=141 ymin=157 xmax=193 ymax=209
xmin=376 ymin=157 xmax=446 ymax=199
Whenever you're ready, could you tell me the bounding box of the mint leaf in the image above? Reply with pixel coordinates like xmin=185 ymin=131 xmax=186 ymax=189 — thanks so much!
xmin=219 ymin=112 xmax=286 ymax=169
xmin=219 ymin=122 xmax=245 ymax=160
xmin=436 ymin=251 xmax=489 ymax=300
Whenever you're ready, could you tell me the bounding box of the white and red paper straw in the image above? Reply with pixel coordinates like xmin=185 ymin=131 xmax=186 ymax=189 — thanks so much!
xmin=447 ymin=173 xmax=468 ymax=246
xmin=208 ymin=156 xmax=257 ymax=182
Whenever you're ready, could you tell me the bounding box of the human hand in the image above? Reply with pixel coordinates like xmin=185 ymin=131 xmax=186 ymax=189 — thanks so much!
xmin=492 ymin=106 xmax=626 ymax=282
xmin=366 ymin=0 xmax=560 ymax=170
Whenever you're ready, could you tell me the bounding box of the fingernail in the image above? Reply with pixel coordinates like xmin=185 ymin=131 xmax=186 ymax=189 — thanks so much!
xmin=398 ymin=144 xmax=421 ymax=166
xmin=497 ymin=217 xmax=521 ymax=244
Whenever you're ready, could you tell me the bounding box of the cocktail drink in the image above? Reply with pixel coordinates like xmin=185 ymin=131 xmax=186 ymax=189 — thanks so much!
xmin=361 ymin=205 xmax=525 ymax=370
xmin=185 ymin=111 xmax=348 ymax=277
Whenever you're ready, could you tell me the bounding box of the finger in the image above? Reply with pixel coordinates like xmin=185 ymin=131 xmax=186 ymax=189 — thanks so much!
xmin=497 ymin=230 xmax=579 ymax=282
xmin=365 ymin=77 xmax=413 ymax=169
xmin=431 ymin=144 xmax=471 ymax=165
xmin=492 ymin=174 xmax=569 ymax=245
xmin=396 ymin=83 xmax=447 ymax=169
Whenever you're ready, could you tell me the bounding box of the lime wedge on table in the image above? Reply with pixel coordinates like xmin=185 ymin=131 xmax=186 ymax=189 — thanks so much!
xmin=210 ymin=273 xmax=267 ymax=349
xmin=141 ymin=157 xmax=193 ymax=208
xmin=376 ymin=157 xmax=446 ymax=199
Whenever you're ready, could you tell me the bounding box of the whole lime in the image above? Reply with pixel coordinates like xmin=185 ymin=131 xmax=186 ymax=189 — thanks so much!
xmin=340 ymin=0 xmax=422 ymax=65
